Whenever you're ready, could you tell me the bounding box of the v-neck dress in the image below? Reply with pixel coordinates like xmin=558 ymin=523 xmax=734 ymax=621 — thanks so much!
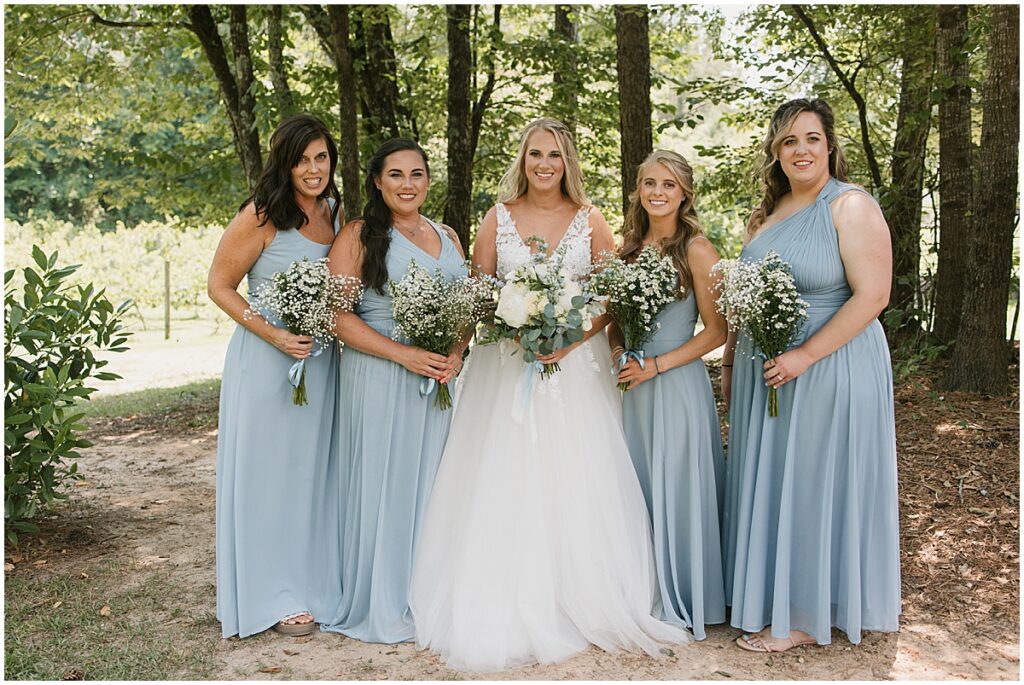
xmin=321 ymin=218 xmax=467 ymax=643
xmin=722 ymin=177 xmax=901 ymax=645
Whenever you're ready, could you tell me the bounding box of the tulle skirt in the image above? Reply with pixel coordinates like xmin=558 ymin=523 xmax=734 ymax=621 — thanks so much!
xmin=409 ymin=334 xmax=691 ymax=673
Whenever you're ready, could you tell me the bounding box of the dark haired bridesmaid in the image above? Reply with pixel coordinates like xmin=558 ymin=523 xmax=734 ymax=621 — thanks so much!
xmin=322 ymin=138 xmax=468 ymax=643
xmin=208 ymin=114 xmax=342 ymax=638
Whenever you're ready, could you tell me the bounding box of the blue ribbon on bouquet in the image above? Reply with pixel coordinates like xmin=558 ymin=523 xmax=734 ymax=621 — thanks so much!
xmin=510 ymin=360 xmax=545 ymax=424
xmin=419 ymin=376 xmax=437 ymax=398
xmin=287 ymin=343 xmax=324 ymax=389
xmin=612 ymin=349 xmax=646 ymax=375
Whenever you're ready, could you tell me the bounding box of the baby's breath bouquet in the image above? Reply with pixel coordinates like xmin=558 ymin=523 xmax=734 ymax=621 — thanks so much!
xmin=390 ymin=260 xmax=492 ymax=410
xmin=480 ymin=237 xmax=602 ymax=379
xmin=246 ymin=257 xmax=362 ymax=405
xmin=590 ymin=245 xmax=679 ymax=391
xmin=712 ymin=250 xmax=807 ymax=417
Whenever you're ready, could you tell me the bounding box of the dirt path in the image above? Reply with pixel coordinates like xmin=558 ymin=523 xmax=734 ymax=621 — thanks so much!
xmin=5 ymin=364 xmax=1020 ymax=680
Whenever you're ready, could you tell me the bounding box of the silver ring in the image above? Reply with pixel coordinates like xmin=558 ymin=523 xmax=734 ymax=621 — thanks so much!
xmin=776 ymin=373 xmax=784 ymax=380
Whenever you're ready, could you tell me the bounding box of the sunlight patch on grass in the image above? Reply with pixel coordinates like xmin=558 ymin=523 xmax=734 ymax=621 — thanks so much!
xmin=78 ymin=379 xmax=221 ymax=422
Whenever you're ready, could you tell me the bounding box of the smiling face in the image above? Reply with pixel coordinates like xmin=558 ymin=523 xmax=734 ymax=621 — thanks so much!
xmin=639 ymin=162 xmax=685 ymax=221
xmin=291 ymin=138 xmax=330 ymax=199
xmin=776 ymin=111 xmax=830 ymax=188
xmin=523 ymin=129 xmax=565 ymax=194
xmin=375 ymin=149 xmax=429 ymax=214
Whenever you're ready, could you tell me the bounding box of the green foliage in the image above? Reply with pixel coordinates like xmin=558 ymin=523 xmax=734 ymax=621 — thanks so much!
xmin=4 ymin=247 xmax=132 ymax=542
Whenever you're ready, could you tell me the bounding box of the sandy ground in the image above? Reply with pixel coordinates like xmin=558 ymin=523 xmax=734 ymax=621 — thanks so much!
xmin=16 ymin=418 xmax=1014 ymax=681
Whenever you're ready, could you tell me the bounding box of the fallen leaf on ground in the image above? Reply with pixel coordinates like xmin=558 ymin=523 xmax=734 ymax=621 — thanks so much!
xmin=33 ymin=559 xmax=48 ymax=566
xmin=4 ymin=563 xmax=14 ymax=573
xmin=99 ymin=605 xmax=110 ymax=617
xmin=80 ymin=572 xmax=89 ymax=579
xmin=293 ymin=635 xmax=313 ymax=644
xmin=259 ymin=666 xmax=281 ymax=673
xmin=283 ymin=649 xmax=299 ymax=656
xmin=52 ymin=601 xmax=62 ymax=609
xmin=62 ymin=668 xmax=84 ymax=680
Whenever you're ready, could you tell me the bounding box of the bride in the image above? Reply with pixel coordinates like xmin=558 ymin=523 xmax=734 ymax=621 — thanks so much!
xmin=409 ymin=118 xmax=691 ymax=672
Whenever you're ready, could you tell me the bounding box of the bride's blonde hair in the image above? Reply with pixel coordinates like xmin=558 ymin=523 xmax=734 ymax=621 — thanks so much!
xmin=498 ymin=117 xmax=590 ymax=207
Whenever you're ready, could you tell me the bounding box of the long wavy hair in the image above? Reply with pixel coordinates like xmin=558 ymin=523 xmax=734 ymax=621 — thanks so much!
xmin=620 ymin=150 xmax=703 ymax=296
xmin=497 ymin=117 xmax=590 ymax=207
xmin=746 ymin=98 xmax=848 ymax=237
xmin=359 ymin=138 xmax=430 ymax=294
xmin=241 ymin=114 xmax=341 ymax=231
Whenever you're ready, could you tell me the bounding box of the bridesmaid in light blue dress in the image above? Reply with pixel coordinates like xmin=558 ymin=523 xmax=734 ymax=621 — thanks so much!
xmin=722 ymin=99 xmax=900 ymax=653
xmin=208 ymin=115 xmax=343 ymax=638
xmin=322 ymin=138 xmax=468 ymax=643
xmin=611 ymin=150 xmax=728 ymax=641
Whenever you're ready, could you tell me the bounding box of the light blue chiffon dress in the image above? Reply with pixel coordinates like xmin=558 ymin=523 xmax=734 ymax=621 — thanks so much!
xmin=322 ymin=219 xmax=467 ymax=643
xmin=216 ymin=218 xmax=340 ymax=639
xmin=620 ymin=289 xmax=727 ymax=641
xmin=722 ymin=177 xmax=901 ymax=645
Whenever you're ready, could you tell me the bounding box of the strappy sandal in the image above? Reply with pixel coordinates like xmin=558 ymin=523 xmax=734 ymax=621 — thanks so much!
xmin=273 ymin=611 xmax=316 ymax=636
xmin=735 ymin=630 xmax=815 ymax=653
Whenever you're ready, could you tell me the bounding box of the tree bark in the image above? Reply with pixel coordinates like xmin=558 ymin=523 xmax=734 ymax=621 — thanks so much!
xmin=444 ymin=4 xmax=473 ymax=254
xmin=615 ymin=5 xmax=652 ymax=218
xmin=945 ymin=5 xmax=1019 ymax=393
xmin=299 ymin=4 xmax=361 ymax=218
xmin=470 ymin=5 xmax=501 ymax=164
xmin=932 ymin=5 xmax=974 ymax=345
xmin=188 ymin=5 xmax=262 ymax=189
xmin=552 ymin=5 xmax=579 ymax=136
xmin=327 ymin=6 xmax=361 ymax=219
xmin=351 ymin=5 xmax=401 ymax=144
xmin=886 ymin=6 xmax=935 ymax=339
xmin=267 ymin=5 xmax=295 ymax=118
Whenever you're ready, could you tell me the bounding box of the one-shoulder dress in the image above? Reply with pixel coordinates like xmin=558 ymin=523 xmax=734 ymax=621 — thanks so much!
xmin=620 ymin=287 xmax=727 ymax=641
xmin=321 ymin=219 xmax=467 ymax=643
xmin=722 ymin=177 xmax=901 ymax=645
xmin=216 ymin=219 xmax=340 ymax=639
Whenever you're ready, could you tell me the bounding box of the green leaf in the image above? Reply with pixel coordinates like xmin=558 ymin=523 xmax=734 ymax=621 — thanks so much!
xmin=31 ymin=245 xmax=48 ymax=271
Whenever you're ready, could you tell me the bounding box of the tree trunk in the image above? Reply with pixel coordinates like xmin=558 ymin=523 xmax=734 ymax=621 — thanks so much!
xmin=615 ymin=5 xmax=652 ymax=218
xmin=932 ymin=5 xmax=973 ymax=345
xmin=188 ymin=5 xmax=263 ymax=189
xmin=470 ymin=5 xmax=501 ymax=164
xmin=552 ymin=5 xmax=579 ymax=136
xmin=299 ymin=4 xmax=362 ymax=218
xmin=327 ymin=6 xmax=361 ymax=219
xmin=945 ymin=5 xmax=1019 ymax=393
xmin=886 ymin=6 xmax=935 ymax=340
xmin=444 ymin=4 xmax=473 ymax=254
xmin=267 ymin=5 xmax=295 ymax=118
xmin=228 ymin=6 xmax=262 ymax=186
xmin=351 ymin=5 xmax=401 ymax=144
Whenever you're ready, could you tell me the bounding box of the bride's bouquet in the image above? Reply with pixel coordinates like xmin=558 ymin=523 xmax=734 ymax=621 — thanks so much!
xmin=390 ymin=260 xmax=494 ymax=410
xmin=246 ymin=257 xmax=362 ymax=405
xmin=711 ymin=250 xmax=807 ymax=417
xmin=481 ymin=237 xmax=602 ymax=379
xmin=590 ymin=245 xmax=679 ymax=391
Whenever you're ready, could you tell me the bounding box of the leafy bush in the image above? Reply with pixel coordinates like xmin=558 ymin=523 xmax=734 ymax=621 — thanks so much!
xmin=4 ymin=247 xmax=132 ymax=543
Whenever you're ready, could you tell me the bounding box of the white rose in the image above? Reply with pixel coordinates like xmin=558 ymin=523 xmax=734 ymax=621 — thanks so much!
xmin=534 ymin=263 xmax=549 ymax=280
xmin=495 ymin=282 xmax=530 ymax=327
xmin=555 ymin=280 xmax=582 ymax=315
xmin=525 ymin=290 xmax=547 ymax=317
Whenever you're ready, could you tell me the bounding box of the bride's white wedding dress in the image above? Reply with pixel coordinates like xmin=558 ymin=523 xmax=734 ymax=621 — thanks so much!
xmin=408 ymin=204 xmax=691 ymax=673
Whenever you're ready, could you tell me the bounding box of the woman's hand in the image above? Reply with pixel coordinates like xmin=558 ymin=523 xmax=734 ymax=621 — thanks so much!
xmin=271 ymin=329 xmax=314 ymax=360
xmin=397 ymin=345 xmax=450 ymax=379
xmin=762 ymin=347 xmax=813 ymax=388
xmin=617 ymin=357 xmax=657 ymax=390
xmin=537 ymin=340 xmax=581 ymax=366
xmin=437 ymin=350 xmax=464 ymax=385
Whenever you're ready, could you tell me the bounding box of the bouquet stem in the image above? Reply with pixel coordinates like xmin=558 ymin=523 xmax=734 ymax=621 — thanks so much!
xmin=767 ymin=385 xmax=778 ymax=417
xmin=540 ymin=362 xmax=560 ymax=379
xmin=292 ymin=366 xmax=308 ymax=406
xmin=436 ymin=382 xmax=453 ymax=411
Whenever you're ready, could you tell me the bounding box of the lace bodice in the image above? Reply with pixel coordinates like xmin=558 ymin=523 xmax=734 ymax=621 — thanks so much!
xmin=495 ymin=203 xmax=593 ymax=281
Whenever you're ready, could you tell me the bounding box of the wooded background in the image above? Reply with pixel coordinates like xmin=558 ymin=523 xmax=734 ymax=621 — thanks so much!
xmin=3 ymin=4 xmax=1019 ymax=394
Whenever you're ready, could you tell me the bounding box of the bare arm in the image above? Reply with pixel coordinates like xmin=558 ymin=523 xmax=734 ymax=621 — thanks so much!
xmin=618 ymin=238 xmax=728 ymax=388
xmin=471 ymin=206 xmax=499 ymax=278
xmin=329 ymin=221 xmax=451 ymax=380
xmin=207 ymin=204 xmax=313 ymax=360
xmin=765 ymin=190 xmax=892 ymax=387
